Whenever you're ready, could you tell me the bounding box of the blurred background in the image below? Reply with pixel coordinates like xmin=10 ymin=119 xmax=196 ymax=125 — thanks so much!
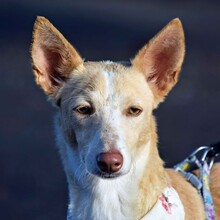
xmin=1 ymin=0 xmax=220 ymax=219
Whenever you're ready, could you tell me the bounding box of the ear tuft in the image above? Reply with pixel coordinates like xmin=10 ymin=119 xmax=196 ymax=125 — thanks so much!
xmin=31 ymin=16 xmax=83 ymax=97
xmin=132 ymin=18 xmax=185 ymax=105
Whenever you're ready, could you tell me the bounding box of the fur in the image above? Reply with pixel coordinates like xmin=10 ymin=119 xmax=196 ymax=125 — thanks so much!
xmin=31 ymin=16 xmax=220 ymax=220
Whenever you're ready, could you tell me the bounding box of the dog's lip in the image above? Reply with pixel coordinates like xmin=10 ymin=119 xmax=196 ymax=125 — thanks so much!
xmin=92 ymin=171 xmax=122 ymax=179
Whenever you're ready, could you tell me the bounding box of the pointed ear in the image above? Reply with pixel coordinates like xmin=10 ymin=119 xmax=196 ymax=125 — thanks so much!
xmin=31 ymin=16 xmax=83 ymax=98
xmin=132 ymin=18 xmax=185 ymax=106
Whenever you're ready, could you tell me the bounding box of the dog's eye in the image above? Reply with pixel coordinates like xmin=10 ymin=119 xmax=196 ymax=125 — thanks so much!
xmin=75 ymin=105 xmax=93 ymax=115
xmin=127 ymin=106 xmax=143 ymax=117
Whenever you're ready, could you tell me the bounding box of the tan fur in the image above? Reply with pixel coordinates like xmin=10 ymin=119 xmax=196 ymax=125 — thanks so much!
xmin=137 ymin=117 xmax=169 ymax=219
xmin=166 ymin=169 xmax=206 ymax=219
xmin=31 ymin=16 xmax=83 ymax=96
xmin=210 ymin=163 xmax=220 ymax=219
xmin=31 ymin=17 xmax=220 ymax=220
xmin=132 ymin=18 xmax=185 ymax=106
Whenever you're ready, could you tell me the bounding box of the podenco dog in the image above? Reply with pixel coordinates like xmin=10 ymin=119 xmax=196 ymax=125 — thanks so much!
xmin=31 ymin=17 xmax=220 ymax=220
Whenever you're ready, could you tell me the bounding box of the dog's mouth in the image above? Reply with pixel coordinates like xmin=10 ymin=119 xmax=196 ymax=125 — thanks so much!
xmin=93 ymin=171 xmax=122 ymax=179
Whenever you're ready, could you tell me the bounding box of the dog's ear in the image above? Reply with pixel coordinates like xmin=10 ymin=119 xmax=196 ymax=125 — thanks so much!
xmin=31 ymin=16 xmax=83 ymax=98
xmin=132 ymin=18 xmax=185 ymax=106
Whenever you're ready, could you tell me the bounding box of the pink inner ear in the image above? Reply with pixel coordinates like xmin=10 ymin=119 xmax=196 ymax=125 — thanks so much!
xmin=132 ymin=19 xmax=185 ymax=104
xmin=32 ymin=17 xmax=84 ymax=95
xmin=149 ymin=49 xmax=178 ymax=90
xmin=34 ymin=43 xmax=61 ymax=88
xmin=33 ymin=36 xmax=71 ymax=93
xmin=146 ymin=29 xmax=182 ymax=91
xmin=42 ymin=47 xmax=67 ymax=85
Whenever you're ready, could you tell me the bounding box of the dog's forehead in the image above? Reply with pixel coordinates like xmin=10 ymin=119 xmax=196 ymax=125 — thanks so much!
xmin=61 ymin=61 xmax=153 ymax=105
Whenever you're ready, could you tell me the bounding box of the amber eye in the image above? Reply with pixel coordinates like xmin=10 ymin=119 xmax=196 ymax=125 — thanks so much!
xmin=75 ymin=105 xmax=93 ymax=115
xmin=127 ymin=106 xmax=143 ymax=117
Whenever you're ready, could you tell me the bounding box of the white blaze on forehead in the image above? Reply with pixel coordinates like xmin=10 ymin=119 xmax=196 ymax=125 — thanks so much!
xmin=101 ymin=70 xmax=126 ymax=151
xmin=99 ymin=69 xmax=122 ymax=126
xmin=100 ymin=69 xmax=120 ymax=130
xmin=100 ymin=69 xmax=115 ymax=99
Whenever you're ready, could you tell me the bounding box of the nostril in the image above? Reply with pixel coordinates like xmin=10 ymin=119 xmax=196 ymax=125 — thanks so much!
xmin=97 ymin=161 xmax=109 ymax=172
xmin=96 ymin=152 xmax=123 ymax=174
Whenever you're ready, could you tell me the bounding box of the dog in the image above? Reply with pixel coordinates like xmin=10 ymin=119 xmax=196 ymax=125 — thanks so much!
xmin=31 ymin=17 xmax=220 ymax=220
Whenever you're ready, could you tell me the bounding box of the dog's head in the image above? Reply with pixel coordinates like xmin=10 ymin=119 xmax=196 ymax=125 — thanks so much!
xmin=31 ymin=17 xmax=184 ymax=184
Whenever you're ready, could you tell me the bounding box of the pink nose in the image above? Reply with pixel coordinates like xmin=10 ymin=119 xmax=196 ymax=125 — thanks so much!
xmin=96 ymin=152 xmax=123 ymax=174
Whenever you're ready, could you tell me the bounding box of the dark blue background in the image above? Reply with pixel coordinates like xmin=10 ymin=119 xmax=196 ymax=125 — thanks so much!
xmin=1 ymin=0 xmax=220 ymax=219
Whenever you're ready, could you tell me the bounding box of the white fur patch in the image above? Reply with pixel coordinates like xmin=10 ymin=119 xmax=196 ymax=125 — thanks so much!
xmin=90 ymin=176 xmax=137 ymax=220
xmin=142 ymin=187 xmax=185 ymax=220
xmin=98 ymin=70 xmax=132 ymax=173
xmin=101 ymin=69 xmax=114 ymax=99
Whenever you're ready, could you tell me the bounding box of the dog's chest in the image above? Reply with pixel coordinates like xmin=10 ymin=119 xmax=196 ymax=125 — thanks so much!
xmin=70 ymin=178 xmax=137 ymax=220
xmin=91 ymin=180 xmax=136 ymax=220
xmin=91 ymin=196 xmax=132 ymax=220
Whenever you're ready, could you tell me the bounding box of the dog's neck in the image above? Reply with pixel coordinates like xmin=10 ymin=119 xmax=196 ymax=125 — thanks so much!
xmin=65 ymin=118 xmax=169 ymax=220
xmin=68 ymin=172 xmax=139 ymax=219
